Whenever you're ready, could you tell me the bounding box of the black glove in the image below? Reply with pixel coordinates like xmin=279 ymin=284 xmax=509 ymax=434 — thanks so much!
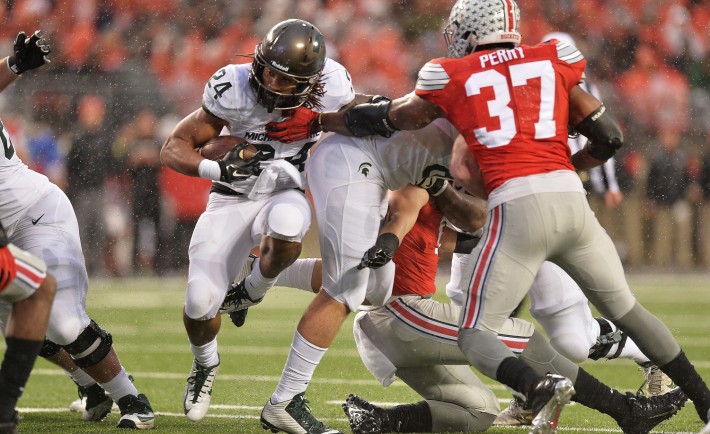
xmin=218 ymin=143 xmax=264 ymax=182
xmin=7 ymin=30 xmax=51 ymax=75
xmin=229 ymin=309 xmax=248 ymax=327
xmin=357 ymin=233 xmax=400 ymax=270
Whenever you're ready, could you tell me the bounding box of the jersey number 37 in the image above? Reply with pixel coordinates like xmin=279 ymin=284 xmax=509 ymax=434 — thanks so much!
xmin=468 ymin=60 xmax=557 ymax=148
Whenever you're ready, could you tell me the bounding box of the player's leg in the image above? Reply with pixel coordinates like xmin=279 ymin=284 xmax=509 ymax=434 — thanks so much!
xmin=222 ymin=190 xmax=312 ymax=314
xmin=261 ymin=142 xmax=385 ymax=434
xmin=348 ymin=296 xmax=499 ymax=433
xmin=40 ymin=345 xmax=114 ymax=420
xmin=558 ymin=193 xmax=710 ymax=423
xmin=182 ymin=193 xmax=261 ymax=421
xmin=0 ymin=247 xmax=54 ymax=432
xmin=455 ymin=198 xmax=571 ymax=428
xmin=14 ymin=187 xmax=154 ymax=429
xmin=349 ymin=365 xmax=498 ymax=433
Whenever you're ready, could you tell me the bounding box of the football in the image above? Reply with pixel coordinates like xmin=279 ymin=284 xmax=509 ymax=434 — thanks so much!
xmin=198 ymin=135 xmax=258 ymax=161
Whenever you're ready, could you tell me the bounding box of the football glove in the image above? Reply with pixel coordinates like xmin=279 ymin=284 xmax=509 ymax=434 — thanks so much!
xmin=357 ymin=233 xmax=400 ymax=270
xmin=218 ymin=142 xmax=264 ymax=183
xmin=7 ymin=30 xmax=51 ymax=75
xmin=265 ymin=107 xmax=321 ymax=143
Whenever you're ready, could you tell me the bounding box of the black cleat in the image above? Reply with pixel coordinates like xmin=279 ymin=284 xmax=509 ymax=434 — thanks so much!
xmin=0 ymin=411 xmax=18 ymax=434
xmin=117 ymin=393 xmax=155 ymax=429
xmin=342 ymin=394 xmax=391 ymax=434
xmin=229 ymin=308 xmax=249 ymax=327
xmin=615 ymin=387 xmax=687 ymax=434
xmin=220 ymin=279 xmax=263 ymax=314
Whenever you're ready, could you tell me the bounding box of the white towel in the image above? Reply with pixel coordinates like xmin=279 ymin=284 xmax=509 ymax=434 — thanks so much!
xmin=248 ymin=160 xmax=304 ymax=200
xmin=352 ymin=311 xmax=397 ymax=387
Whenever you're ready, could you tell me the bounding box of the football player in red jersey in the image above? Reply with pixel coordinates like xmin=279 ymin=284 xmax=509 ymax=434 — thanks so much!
xmin=266 ymin=0 xmax=710 ymax=427
xmin=260 ymin=180 xmax=686 ymax=433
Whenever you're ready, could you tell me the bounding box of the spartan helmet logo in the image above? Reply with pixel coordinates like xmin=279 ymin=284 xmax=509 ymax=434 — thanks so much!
xmin=359 ymin=162 xmax=372 ymax=177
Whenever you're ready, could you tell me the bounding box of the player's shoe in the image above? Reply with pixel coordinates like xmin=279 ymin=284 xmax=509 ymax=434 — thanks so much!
xmin=637 ymin=363 xmax=674 ymax=396
xmin=261 ymin=392 xmax=342 ymax=434
xmin=700 ymin=410 xmax=710 ymax=434
xmin=493 ymin=397 xmax=533 ymax=426
xmin=342 ymin=394 xmax=390 ymax=434
xmin=0 ymin=411 xmax=18 ymax=434
xmin=528 ymin=374 xmax=575 ymax=434
xmin=183 ymin=358 xmax=219 ymax=422
xmin=615 ymin=387 xmax=687 ymax=434
xmin=70 ymin=383 xmax=114 ymax=421
xmin=220 ymin=254 xmax=262 ymax=314
xmin=117 ymin=393 xmax=155 ymax=429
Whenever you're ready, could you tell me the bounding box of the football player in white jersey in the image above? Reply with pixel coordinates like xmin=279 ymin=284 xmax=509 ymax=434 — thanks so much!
xmin=0 ymin=30 xmax=155 ymax=430
xmin=160 ymin=19 xmax=377 ymax=424
xmin=258 ymin=118 xmax=459 ymax=434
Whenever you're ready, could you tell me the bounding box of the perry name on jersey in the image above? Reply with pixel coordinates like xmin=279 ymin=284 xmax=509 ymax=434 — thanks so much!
xmin=202 ymin=58 xmax=355 ymax=195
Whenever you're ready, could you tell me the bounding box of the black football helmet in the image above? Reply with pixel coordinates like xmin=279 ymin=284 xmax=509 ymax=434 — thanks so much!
xmin=249 ymin=19 xmax=326 ymax=113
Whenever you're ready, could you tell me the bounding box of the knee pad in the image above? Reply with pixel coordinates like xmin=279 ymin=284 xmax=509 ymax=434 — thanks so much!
xmin=39 ymin=338 xmax=62 ymax=359
xmin=62 ymin=319 xmax=113 ymax=369
xmin=267 ymin=203 xmax=305 ymax=239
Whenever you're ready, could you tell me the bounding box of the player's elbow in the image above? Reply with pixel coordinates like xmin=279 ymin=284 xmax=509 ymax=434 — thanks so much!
xmin=574 ymin=105 xmax=624 ymax=162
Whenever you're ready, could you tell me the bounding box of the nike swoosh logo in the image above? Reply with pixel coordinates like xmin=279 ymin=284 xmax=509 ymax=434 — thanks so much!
xmin=31 ymin=214 xmax=44 ymax=225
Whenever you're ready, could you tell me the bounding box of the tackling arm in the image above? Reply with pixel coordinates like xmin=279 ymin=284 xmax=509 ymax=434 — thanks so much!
xmin=357 ymin=185 xmax=429 ymax=270
xmin=433 ymin=184 xmax=487 ymax=234
xmin=321 ymin=93 xmax=444 ymax=137
xmin=160 ymin=108 xmax=227 ymax=177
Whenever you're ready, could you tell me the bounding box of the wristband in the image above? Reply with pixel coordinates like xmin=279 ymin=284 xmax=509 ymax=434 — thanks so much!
xmin=197 ymin=159 xmax=222 ymax=181
xmin=376 ymin=232 xmax=400 ymax=254
xmin=6 ymin=57 xmax=20 ymax=75
xmin=428 ymin=179 xmax=448 ymax=197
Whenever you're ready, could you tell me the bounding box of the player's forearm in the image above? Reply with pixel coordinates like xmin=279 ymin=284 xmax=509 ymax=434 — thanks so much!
xmin=0 ymin=57 xmax=20 ymax=93
xmin=160 ymin=136 xmax=203 ymax=177
xmin=435 ymin=185 xmax=487 ymax=233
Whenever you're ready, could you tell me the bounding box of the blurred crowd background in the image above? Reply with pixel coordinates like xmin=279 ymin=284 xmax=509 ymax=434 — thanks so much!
xmin=0 ymin=0 xmax=707 ymax=276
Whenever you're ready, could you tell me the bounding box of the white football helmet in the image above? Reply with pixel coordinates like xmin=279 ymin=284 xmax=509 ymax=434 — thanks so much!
xmin=443 ymin=0 xmax=522 ymax=58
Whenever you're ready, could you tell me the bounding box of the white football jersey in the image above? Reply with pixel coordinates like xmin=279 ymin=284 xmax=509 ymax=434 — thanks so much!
xmin=358 ymin=118 xmax=458 ymax=190
xmin=0 ymin=118 xmax=52 ymax=232
xmin=202 ymin=58 xmax=355 ymax=195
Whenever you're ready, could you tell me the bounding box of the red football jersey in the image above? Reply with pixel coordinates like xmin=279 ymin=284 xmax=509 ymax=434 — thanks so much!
xmin=391 ymin=200 xmax=443 ymax=297
xmin=415 ymin=40 xmax=586 ymax=194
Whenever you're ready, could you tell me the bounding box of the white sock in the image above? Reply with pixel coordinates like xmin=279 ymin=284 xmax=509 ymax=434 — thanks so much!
xmin=275 ymin=258 xmax=317 ymax=293
xmin=615 ymin=338 xmax=649 ymax=365
xmin=66 ymin=368 xmax=95 ymax=388
xmin=598 ymin=318 xmax=650 ymax=364
xmin=191 ymin=339 xmax=220 ymax=368
xmin=270 ymin=331 xmax=326 ymax=404
xmin=245 ymin=258 xmax=278 ymax=300
xmin=99 ymin=368 xmax=139 ymax=402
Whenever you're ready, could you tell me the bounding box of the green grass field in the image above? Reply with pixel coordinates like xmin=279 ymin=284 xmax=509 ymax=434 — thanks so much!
xmin=5 ymin=273 xmax=710 ymax=433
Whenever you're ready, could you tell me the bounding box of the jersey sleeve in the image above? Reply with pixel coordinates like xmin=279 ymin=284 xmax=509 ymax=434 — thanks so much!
xmin=551 ymin=40 xmax=586 ymax=91
xmin=318 ymin=58 xmax=356 ymax=111
xmin=414 ymin=59 xmax=457 ymax=116
xmin=201 ymin=64 xmax=241 ymax=122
